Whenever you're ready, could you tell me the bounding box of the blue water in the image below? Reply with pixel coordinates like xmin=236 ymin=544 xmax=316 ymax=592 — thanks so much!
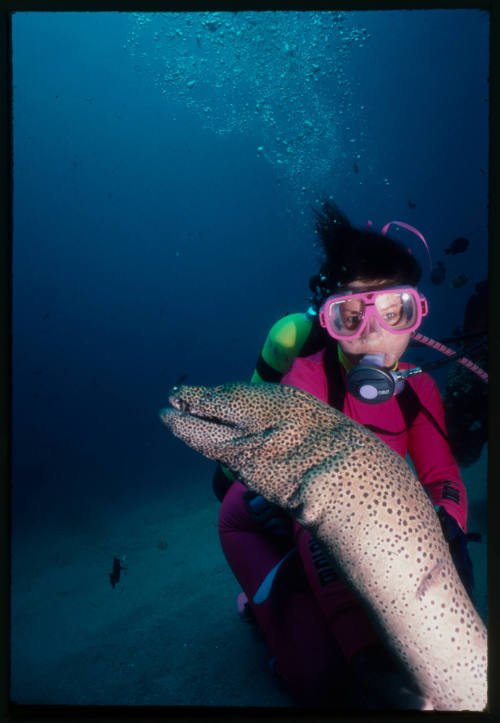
xmin=11 ymin=10 xmax=488 ymax=705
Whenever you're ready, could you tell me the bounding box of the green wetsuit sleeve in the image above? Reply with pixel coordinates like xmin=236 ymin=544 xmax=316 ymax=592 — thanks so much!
xmin=252 ymin=313 xmax=313 ymax=381
xmin=221 ymin=312 xmax=312 ymax=482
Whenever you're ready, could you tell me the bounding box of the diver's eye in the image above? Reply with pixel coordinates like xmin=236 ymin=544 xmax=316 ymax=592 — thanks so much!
xmin=383 ymin=310 xmax=404 ymax=325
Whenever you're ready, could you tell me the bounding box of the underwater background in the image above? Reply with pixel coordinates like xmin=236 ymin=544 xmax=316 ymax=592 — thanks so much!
xmin=11 ymin=10 xmax=488 ymax=707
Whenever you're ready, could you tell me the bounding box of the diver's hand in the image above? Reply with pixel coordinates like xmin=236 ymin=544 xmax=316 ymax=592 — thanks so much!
xmin=243 ymin=490 xmax=293 ymax=537
xmin=437 ymin=506 xmax=475 ymax=602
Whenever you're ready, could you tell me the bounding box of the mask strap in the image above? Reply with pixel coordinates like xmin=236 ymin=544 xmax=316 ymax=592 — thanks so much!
xmin=380 ymin=220 xmax=433 ymax=271
xmin=366 ymin=219 xmax=432 ymax=271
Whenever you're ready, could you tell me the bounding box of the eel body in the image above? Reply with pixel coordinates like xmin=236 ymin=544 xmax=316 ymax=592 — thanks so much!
xmin=159 ymin=382 xmax=487 ymax=711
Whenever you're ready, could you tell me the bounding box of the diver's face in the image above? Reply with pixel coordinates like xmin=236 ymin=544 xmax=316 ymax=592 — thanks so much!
xmin=337 ymin=278 xmax=413 ymax=369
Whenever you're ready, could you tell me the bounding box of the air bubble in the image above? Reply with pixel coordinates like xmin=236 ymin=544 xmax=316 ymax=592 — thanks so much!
xmin=126 ymin=11 xmax=369 ymax=191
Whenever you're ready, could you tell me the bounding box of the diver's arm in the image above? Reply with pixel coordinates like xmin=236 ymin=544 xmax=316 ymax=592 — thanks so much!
xmin=251 ymin=313 xmax=314 ymax=382
xmin=408 ymin=375 xmax=468 ymax=532
xmin=408 ymin=376 xmax=474 ymax=599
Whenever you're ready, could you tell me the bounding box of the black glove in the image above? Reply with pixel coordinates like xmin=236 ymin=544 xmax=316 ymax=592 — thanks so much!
xmin=243 ymin=490 xmax=293 ymax=538
xmin=349 ymin=644 xmax=426 ymax=710
xmin=212 ymin=463 xmax=233 ymax=502
xmin=437 ymin=506 xmax=475 ymax=602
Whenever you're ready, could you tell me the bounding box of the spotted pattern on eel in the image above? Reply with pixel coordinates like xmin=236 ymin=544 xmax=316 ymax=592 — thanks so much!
xmin=160 ymin=382 xmax=487 ymax=711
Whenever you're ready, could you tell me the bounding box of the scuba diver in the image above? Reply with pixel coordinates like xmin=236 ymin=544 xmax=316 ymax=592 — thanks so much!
xmin=443 ymin=280 xmax=488 ymax=468
xmin=212 ymin=200 xmax=486 ymax=710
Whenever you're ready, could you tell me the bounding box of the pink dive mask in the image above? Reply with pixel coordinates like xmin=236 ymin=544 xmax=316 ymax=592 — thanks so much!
xmin=319 ymin=286 xmax=429 ymax=341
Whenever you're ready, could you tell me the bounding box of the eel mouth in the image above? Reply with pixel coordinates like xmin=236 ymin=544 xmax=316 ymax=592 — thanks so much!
xmin=169 ymin=393 xmax=240 ymax=429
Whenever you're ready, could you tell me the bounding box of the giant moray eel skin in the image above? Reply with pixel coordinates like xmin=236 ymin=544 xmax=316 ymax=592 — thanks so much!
xmin=160 ymin=382 xmax=487 ymax=711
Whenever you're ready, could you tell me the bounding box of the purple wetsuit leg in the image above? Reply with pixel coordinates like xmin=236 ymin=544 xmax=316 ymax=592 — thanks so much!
xmin=219 ymin=481 xmax=347 ymax=706
xmin=294 ymin=526 xmax=381 ymax=662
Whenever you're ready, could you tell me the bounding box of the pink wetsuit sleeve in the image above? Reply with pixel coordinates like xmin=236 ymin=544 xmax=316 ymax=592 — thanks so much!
xmin=408 ymin=375 xmax=468 ymax=531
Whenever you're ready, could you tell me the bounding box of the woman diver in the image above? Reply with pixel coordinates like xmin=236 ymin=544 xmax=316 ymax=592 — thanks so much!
xmin=213 ymin=200 xmax=475 ymax=710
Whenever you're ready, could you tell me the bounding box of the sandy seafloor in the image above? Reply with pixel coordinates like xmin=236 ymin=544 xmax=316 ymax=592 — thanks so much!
xmin=10 ymin=444 xmax=487 ymax=709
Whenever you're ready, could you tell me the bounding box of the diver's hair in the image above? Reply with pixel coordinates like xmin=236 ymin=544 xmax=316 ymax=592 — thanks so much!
xmin=312 ymin=199 xmax=422 ymax=299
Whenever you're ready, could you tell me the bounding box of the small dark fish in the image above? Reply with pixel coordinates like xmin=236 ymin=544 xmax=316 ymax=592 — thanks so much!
xmin=109 ymin=557 xmax=127 ymax=588
xmin=449 ymin=274 xmax=469 ymax=289
xmin=475 ymin=279 xmax=487 ymax=296
xmin=444 ymin=237 xmax=469 ymax=255
xmin=175 ymin=373 xmax=188 ymax=386
xmin=353 ymin=161 xmax=359 ymax=174
xmin=407 ymin=199 xmax=416 ymax=209
xmin=430 ymin=260 xmax=446 ymax=285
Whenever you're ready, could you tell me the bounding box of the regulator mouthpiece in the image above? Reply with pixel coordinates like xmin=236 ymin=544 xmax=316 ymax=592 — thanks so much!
xmin=347 ymin=353 xmax=406 ymax=404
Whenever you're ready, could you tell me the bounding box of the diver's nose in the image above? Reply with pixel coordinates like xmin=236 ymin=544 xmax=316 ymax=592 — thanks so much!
xmin=360 ymin=313 xmax=382 ymax=338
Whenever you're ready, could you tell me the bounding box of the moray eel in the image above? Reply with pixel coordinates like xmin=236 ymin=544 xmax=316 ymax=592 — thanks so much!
xmin=159 ymin=382 xmax=487 ymax=711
